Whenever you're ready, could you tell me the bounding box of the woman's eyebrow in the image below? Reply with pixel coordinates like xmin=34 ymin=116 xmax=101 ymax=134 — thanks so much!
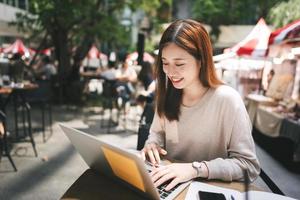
xmin=174 ymin=58 xmax=185 ymax=61
xmin=162 ymin=57 xmax=186 ymax=61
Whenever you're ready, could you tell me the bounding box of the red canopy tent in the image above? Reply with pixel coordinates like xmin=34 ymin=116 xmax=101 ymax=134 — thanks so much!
xmin=267 ymin=19 xmax=300 ymax=58
xmin=226 ymin=18 xmax=271 ymax=58
xmin=29 ymin=48 xmax=53 ymax=57
xmin=40 ymin=48 xmax=52 ymax=56
xmin=268 ymin=19 xmax=300 ymax=45
xmin=3 ymin=39 xmax=30 ymax=56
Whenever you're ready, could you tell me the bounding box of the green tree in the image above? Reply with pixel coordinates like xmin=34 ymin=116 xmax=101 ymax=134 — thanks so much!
xmin=15 ymin=0 xmax=134 ymax=80
xmin=14 ymin=0 xmax=160 ymax=103
xmin=268 ymin=0 xmax=300 ymax=28
xmin=191 ymin=0 xmax=285 ymax=41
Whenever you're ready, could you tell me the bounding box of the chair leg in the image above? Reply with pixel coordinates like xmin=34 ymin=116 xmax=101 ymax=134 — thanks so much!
xmin=22 ymin=106 xmax=27 ymax=137
xmin=48 ymin=104 xmax=53 ymax=136
xmin=25 ymin=103 xmax=38 ymax=157
xmin=107 ymin=107 xmax=112 ymax=133
xmin=13 ymin=97 xmax=19 ymax=139
xmin=123 ymin=105 xmax=127 ymax=131
xmin=3 ymin=120 xmax=17 ymax=171
xmin=100 ymin=108 xmax=104 ymax=128
xmin=100 ymin=100 xmax=107 ymax=129
xmin=41 ymin=104 xmax=46 ymax=143
xmin=3 ymin=138 xmax=17 ymax=171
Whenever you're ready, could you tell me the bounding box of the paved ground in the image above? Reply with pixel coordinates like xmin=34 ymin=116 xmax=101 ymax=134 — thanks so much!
xmin=0 ymin=105 xmax=142 ymax=200
xmin=0 ymin=105 xmax=299 ymax=200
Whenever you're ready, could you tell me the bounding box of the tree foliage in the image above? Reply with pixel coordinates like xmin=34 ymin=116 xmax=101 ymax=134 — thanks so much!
xmin=191 ymin=0 xmax=286 ymax=40
xmin=15 ymin=0 xmax=129 ymax=75
xmin=268 ymin=0 xmax=300 ymax=28
xmin=13 ymin=0 xmax=162 ymax=103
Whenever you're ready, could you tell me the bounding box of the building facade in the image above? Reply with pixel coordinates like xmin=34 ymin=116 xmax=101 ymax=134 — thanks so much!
xmin=0 ymin=0 xmax=28 ymax=45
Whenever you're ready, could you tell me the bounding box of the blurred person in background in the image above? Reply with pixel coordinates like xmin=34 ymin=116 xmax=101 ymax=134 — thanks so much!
xmin=100 ymin=61 xmax=118 ymax=80
xmin=138 ymin=61 xmax=154 ymax=90
xmin=34 ymin=56 xmax=57 ymax=81
xmin=137 ymin=61 xmax=156 ymax=106
xmin=114 ymin=59 xmax=137 ymax=103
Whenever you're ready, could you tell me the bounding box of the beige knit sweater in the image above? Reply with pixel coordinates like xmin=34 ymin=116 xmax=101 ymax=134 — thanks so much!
xmin=146 ymin=85 xmax=260 ymax=182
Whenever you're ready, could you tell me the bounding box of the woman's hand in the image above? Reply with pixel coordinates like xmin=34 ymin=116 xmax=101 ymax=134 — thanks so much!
xmin=141 ymin=143 xmax=167 ymax=166
xmin=150 ymin=163 xmax=197 ymax=191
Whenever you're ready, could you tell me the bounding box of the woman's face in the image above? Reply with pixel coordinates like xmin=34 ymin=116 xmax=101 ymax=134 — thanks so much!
xmin=162 ymin=43 xmax=201 ymax=90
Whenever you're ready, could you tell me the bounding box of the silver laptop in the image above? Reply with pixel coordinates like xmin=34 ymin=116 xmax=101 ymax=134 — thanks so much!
xmin=59 ymin=124 xmax=190 ymax=200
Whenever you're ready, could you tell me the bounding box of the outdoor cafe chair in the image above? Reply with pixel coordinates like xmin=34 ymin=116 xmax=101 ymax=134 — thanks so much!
xmin=100 ymin=79 xmax=119 ymax=133
xmin=24 ymin=79 xmax=53 ymax=143
xmin=1 ymin=84 xmax=38 ymax=157
xmin=0 ymin=110 xmax=17 ymax=171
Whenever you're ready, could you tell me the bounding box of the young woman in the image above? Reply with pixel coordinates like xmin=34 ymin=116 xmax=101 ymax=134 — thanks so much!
xmin=141 ymin=19 xmax=260 ymax=191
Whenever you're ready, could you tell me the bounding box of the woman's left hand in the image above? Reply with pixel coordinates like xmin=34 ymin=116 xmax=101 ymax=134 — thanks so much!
xmin=150 ymin=163 xmax=196 ymax=191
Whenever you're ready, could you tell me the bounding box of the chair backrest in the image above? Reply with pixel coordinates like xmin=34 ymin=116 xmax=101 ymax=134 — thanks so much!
xmin=137 ymin=102 xmax=154 ymax=150
xmin=25 ymin=80 xmax=52 ymax=103
xmin=140 ymin=102 xmax=154 ymax=124
xmin=102 ymin=79 xmax=118 ymax=99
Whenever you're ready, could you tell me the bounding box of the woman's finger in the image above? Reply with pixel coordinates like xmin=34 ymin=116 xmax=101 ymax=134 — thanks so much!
xmin=151 ymin=166 xmax=169 ymax=183
xmin=165 ymin=177 xmax=180 ymax=191
xmin=140 ymin=150 xmax=146 ymax=161
xmin=152 ymin=148 xmax=161 ymax=165
xmin=147 ymin=150 xmax=157 ymax=165
xmin=159 ymin=148 xmax=167 ymax=155
xmin=154 ymin=171 xmax=175 ymax=188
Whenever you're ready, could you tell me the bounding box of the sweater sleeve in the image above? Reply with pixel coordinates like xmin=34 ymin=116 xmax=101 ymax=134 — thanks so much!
xmin=144 ymin=111 xmax=165 ymax=147
xmin=205 ymin=96 xmax=260 ymax=182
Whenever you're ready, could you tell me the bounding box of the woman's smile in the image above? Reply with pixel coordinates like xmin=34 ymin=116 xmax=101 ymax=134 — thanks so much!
xmin=170 ymin=77 xmax=183 ymax=83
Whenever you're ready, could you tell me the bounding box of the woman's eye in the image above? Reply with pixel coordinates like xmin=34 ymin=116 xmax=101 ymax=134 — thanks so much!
xmin=175 ymin=64 xmax=184 ymax=67
xmin=162 ymin=63 xmax=168 ymax=66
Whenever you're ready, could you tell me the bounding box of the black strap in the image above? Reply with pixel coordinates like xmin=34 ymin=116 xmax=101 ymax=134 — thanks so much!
xmin=260 ymin=169 xmax=285 ymax=195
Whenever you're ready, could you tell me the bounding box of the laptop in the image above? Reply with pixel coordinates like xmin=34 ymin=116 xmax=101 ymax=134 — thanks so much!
xmin=59 ymin=124 xmax=190 ymax=200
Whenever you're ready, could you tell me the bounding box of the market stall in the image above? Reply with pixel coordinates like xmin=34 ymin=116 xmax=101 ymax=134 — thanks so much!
xmin=215 ymin=18 xmax=271 ymax=97
xmin=249 ymin=19 xmax=300 ymax=163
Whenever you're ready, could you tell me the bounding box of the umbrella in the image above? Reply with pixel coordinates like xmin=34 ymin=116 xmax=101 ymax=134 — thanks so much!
xmin=30 ymin=48 xmax=53 ymax=57
xmin=268 ymin=19 xmax=300 ymax=45
xmin=3 ymin=39 xmax=30 ymax=56
xmin=227 ymin=18 xmax=271 ymax=57
xmin=126 ymin=52 xmax=155 ymax=64
xmin=41 ymin=48 xmax=52 ymax=56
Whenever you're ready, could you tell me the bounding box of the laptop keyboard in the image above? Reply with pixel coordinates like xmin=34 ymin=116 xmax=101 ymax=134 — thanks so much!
xmin=148 ymin=169 xmax=180 ymax=199
xmin=157 ymin=181 xmax=179 ymax=199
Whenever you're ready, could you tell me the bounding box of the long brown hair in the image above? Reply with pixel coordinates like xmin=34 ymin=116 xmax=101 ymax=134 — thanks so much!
xmin=156 ymin=19 xmax=222 ymax=121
